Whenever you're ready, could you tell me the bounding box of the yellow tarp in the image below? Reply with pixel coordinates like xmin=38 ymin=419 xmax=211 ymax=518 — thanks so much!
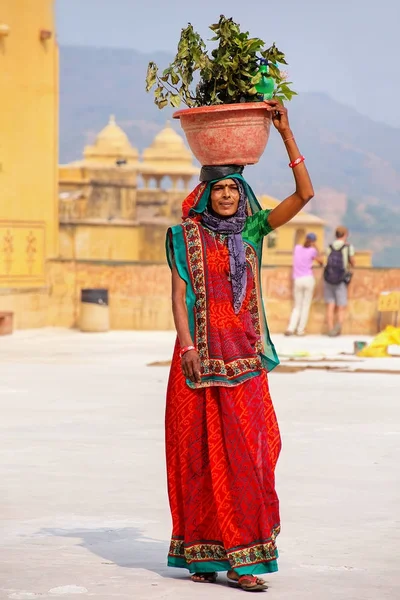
xmin=358 ymin=326 xmax=400 ymax=358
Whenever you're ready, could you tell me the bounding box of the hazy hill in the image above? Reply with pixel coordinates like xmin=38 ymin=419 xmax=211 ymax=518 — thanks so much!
xmin=59 ymin=45 xmax=400 ymax=266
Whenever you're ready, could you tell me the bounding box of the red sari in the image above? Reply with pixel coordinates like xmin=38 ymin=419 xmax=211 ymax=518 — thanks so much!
xmin=166 ymin=230 xmax=281 ymax=575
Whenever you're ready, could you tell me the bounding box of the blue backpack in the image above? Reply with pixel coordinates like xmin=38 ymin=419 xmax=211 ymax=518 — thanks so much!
xmin=324 ymin=244 xmax=347 ymax=285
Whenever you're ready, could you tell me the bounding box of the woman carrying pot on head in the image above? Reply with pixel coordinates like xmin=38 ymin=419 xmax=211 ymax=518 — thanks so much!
xmin=165 ymin=100 xmax=314 ymax=592
xmin=285 ymin=232 xmax=324 ymax=337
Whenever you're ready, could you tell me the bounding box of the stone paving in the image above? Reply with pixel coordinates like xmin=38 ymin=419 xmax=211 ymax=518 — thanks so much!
xmin=0 ymin=330 xmax=399 ymax=599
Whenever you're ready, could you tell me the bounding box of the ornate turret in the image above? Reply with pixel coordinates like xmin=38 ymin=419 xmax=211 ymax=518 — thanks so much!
xmin=141 ymin=121 xmax=198 ymax=189
xmin=83 ymin=115 xmax=139 ymax=165
xmin=59 ymin=115 xmax=139 ymax=224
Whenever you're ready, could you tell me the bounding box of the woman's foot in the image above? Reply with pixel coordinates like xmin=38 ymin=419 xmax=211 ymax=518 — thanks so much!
xmin=227 ymin=570 xmax=268 ymax=591
xmin=191 ymin=572 xmax=217 ymax=583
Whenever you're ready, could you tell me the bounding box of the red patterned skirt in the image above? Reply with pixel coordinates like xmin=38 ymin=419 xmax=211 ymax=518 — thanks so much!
xmin=165 ymin=341 xmax=281 ymax=575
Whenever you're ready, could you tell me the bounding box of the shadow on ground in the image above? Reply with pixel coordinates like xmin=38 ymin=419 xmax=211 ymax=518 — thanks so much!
xmin=38 ymin=526 xmax=184 ymax=580
xmin=37 ymin=527 xmax=245 ymax=592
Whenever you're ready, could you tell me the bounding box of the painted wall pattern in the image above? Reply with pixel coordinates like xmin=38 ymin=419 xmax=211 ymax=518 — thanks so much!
xmin=0 ymin=222 xmax=45 ymax=283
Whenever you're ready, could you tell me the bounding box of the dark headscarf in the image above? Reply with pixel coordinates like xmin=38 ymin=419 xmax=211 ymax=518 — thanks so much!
xmin=202 ymin=180 xmax=247 ymax=314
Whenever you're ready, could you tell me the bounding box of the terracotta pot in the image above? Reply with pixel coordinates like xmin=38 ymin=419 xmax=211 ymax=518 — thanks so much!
xmin=173 ymin=102 xmax=271 ymax=166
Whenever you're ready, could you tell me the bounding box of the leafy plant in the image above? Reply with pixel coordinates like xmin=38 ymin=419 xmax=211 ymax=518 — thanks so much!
xmin=145 ymin=15 xmax=296 ymax=109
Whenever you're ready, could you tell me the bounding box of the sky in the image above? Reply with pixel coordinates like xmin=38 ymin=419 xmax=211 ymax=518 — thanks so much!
xmin=56 ymin=0 xmax=400 ymax=129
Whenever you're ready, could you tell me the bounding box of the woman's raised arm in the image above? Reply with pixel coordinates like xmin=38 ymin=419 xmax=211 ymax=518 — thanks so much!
xmin=264 ymin=100 xmax=314 ymax=230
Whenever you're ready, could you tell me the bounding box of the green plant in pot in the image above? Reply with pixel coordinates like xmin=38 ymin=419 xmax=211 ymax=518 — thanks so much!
xmin=146 ymin=15 xmax=295 ymax=108
xmin=145 ymin=15 xmax=296 ymax=166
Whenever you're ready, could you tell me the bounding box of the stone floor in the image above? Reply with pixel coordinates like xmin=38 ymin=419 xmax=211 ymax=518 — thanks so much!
xmin=0 ymin=329 xmax=399 ymax=599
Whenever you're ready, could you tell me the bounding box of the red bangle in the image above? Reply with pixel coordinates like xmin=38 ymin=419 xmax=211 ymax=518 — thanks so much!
xmin=180 ymin=345 xmax=196 ymax=358
xmin=289 ymin=155 xmax=305 ymax=168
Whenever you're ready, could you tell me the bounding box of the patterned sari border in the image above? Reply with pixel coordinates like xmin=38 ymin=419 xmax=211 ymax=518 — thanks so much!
xmin=182 ymin=220 xmax=265 ymax=389
xmin=168 ymin=526 xmax=280 ymax=569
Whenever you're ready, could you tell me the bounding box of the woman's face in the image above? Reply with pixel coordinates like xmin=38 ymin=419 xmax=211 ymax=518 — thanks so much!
xmin=210 ymin=179 xmax=240 ymax=217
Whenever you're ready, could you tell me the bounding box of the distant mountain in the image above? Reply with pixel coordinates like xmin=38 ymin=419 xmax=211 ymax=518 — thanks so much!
xmin=59 ymin=45 xmax=400 ymax=266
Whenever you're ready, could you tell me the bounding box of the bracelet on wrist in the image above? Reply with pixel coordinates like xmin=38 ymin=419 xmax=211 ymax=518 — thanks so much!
xmin=289 ymin=155 xmax=305 ymax=168
xmin=283 ymin=135 xmax=295 ymax=143
xmin=180 ymin=345 xmax=196 ymax=358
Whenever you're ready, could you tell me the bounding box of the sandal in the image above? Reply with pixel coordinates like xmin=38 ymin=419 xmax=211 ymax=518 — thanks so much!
xmin=227 ymin=570 xmax=268 ymax=591
xmin=191 ymin=572 xmax=218 ymax=583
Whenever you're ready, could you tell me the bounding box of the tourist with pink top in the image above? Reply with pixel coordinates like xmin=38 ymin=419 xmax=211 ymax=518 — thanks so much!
xmin=285 ymin=233 xmax=323 ymax=336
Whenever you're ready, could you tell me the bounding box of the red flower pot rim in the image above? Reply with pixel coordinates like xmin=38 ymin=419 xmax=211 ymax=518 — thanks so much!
xmin=173 ymin=102 xmax=270 ymax=119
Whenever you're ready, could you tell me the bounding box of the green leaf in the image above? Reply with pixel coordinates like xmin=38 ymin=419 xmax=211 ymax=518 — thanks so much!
xmin=145 ymin=62 xmax=158 ymax=92
xmin=246 ymin=38 xmax=264 ymax=54
xmin=268 ymin=64 xmax=280 ymax=77
xmin=157 ymin=98 xmax=169 ymax=110
xmin=250 ymin=73 xmax=262 ymax=84
xmin=169 ymin=94 xmax=181 ymax=108
xmin=171 ymin=72 xmax=180 ymax=86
